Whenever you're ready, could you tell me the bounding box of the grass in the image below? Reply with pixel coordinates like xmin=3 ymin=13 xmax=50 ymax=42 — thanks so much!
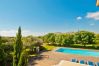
xmin=29 ymin=54 xmax=38 ymax=57
xmin=42 ymin=45 xmax=57 ymax=50
xmin=42 ymin=43 xmax=99 ymax=50
xmin=72 ymin=44 xmax=99 ymax=47
xmin=26 ymin=48 xmax=31 ymax=52
xmin=70 ymin=44 xmax=99 ymax=50
xmin=42 ymin=43 xmax=99 ymax=51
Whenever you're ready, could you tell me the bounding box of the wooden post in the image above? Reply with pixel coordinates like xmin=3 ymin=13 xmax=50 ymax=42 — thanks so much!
xmin=96 ymin=0 xmax=99 ymax=6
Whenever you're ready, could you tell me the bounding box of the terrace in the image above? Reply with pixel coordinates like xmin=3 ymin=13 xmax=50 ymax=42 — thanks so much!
xmin=28 ymin=48 xmax=99 ymax=66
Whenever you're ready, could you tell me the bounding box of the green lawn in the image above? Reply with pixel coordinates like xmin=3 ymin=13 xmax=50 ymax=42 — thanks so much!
xmin=72 ymin=44 xmax=99 ymax=46
xmin=42 ymin=45 xmax=57 ymax=50
xmin=42 ymin=43 xmax=99 ymax=50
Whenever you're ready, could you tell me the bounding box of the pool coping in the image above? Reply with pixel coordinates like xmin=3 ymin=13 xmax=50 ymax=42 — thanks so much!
xmin=53 ymin=47 xmax=99 ymax=52
xmin=52 ymin=47 xmax=99 ymax=58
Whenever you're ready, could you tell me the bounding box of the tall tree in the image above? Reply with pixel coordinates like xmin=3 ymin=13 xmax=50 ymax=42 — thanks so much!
xmin=96 ymin=34 xmax=99 ymax=44
xmin=43 ymin=33 xmax=55 ymax=44
xmin=62 ymin=34 xmax=74 ymax=46
xmin=73 ymin=31 xmax=95 ymax=46
xmin=55 ymin=34 xmax=63 ymax=46
xmin=13 ymin=27 xmax=23 ymax=66
xmin=18 ymin=50 xmax=28 ymax=66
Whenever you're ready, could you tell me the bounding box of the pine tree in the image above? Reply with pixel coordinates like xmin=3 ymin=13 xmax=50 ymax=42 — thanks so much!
xmin=13 ymin=27 xmax=23 ymax=66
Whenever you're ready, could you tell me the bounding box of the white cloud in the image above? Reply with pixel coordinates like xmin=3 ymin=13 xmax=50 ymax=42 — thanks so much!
xmin=33 ymin=32 xmax=47 ymax=36
xmin=76 ymin=16 xmax=82 ymax=20
xmin=0 ymin=30 xmax=46 ymax=37
xmin=86 ymin=11 xmax=99 ymax=20
xmin=0 ymin=30 xmax=16 ymax=37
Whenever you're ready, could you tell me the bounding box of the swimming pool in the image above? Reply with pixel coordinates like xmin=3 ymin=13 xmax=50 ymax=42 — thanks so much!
xmin=56 ymin=48 xmax=99 ymax=57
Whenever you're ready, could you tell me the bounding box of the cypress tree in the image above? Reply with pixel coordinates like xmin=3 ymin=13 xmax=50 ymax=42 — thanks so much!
xmin=13 ymin=27 xmax=23 ymax=66
xmin=18 ymin=50 xmax=28 ymax=66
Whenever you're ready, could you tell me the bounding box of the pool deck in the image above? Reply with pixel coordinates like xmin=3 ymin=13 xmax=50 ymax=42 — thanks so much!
xmin=28 ymin=47 xmax=99 ymax=66
xmin=53 ymin=60 xmax=89 ymax=66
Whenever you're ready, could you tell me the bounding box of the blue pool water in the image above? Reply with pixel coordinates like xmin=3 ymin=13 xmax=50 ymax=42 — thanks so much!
xmin=56 ymin=48 xmax=99 ymax=57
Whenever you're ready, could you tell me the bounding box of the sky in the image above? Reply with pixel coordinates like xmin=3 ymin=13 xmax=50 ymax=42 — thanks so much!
xmin=0 ymin=0 xmax=99 ymax=36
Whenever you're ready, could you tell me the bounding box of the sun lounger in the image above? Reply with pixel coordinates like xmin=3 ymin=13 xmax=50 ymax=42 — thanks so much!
xmin=87 ymin=61 xmax=95 ymax=66
xmin=79 ymin=60 xmax=85 ymax=64
xmin=71 ymin=58 xmax=77 ymax=62
xmin=96 ymin=62 xmax=99 ymax=66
